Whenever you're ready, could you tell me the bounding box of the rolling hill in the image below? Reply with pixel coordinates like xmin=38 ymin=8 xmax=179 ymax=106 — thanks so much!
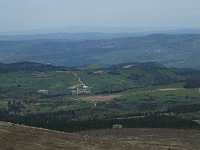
xmin=0 ymin=62 xmax=200 ymax=143
xmin=0 ymin=34 xmax=200 ymax=68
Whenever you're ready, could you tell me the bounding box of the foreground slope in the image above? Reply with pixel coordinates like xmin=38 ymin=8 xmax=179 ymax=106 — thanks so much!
xmin=0 ymin=121 xmax=200 ymax=150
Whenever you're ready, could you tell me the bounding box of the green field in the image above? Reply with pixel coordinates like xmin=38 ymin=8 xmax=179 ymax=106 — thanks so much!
xmin=0 ymin=62 xmax=199 ymax=123
xmin=0 ymin=70 xmax=200 ymax=115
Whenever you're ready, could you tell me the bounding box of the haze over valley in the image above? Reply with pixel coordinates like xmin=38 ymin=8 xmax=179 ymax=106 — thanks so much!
xmin=1 ymin=33 xmax=200 ymax=69
xmin=1 ymin=0 xmax=200 ymax=150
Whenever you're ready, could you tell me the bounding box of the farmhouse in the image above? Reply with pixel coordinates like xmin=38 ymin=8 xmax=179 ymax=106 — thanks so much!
xmin=112 ymin=124 xmax=123 ymax=129
xmin=37 ymin=90 xmax=49 ymax=95
xmin=93 ymin=71 xmax=104 ymax=74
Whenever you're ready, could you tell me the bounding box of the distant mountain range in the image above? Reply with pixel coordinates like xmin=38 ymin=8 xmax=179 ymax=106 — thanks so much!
xmin=0 ymin=34 xmax=200 ymax=69
xmin=0 ymin=32 xmax=142 ymax=41
xmin=1 ymin=28 xmax=200 ymax=41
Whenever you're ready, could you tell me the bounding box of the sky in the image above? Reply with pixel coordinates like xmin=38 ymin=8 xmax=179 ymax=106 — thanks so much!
xmin=0 ymin=0 xmax=200 ymax=33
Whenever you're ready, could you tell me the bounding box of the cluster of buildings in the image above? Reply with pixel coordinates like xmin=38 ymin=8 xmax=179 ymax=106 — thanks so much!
xmin=37 ymin=73 xmax=92 ymax=96
xmin=69 ymin=84 xmax=92 ymax=95
xmin=37 ymin=89 xmax=49 ymax=95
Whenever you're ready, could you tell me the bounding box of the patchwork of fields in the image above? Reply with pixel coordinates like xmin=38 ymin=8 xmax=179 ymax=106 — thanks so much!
xmin=0 ymin=62 xmax=199 ymax=133
xmin=0 ymin=69 xmax=200 ymax=115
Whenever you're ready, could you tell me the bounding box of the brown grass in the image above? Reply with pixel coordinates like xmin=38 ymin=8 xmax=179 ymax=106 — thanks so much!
xmin=158 ymin=88 xmax=181 ymax=92
xmin=1 ymin=121 xmax=200 ymax=150
xmin=79 ymin=94 xmax=121 ymax=102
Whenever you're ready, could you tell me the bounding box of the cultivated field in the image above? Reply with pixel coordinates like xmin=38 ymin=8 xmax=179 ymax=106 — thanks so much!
xmin=158 ymin=88 xmax=182 ymax=91
xmin=0 ymin=121 xmax=200 ymax=150
xmin=79 ymin=94 xmax=121 ymax=102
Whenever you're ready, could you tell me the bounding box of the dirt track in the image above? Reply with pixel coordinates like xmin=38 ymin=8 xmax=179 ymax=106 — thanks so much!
xmin=80 ymin=94 xmax=121 ymax=102
xmin=0 ymin=121 xmax=200 ymax=150
xmin=158 ymin=88 xmax=182 ymax=91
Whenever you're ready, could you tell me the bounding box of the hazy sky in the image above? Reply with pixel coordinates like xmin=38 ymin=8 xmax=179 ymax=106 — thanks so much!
xmin=0 ymin=0 xmax=200 ymax=32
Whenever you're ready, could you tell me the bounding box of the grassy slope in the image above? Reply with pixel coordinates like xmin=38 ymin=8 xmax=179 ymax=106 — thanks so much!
xmin=0 ymin=121 xmax=200 ymax=150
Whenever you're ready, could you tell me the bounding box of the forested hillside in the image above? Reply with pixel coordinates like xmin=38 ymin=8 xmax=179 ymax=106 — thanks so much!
xmin=1 ymin=34 xmax=200 ymax=68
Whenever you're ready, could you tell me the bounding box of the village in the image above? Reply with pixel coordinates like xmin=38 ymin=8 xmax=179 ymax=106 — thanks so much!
xmin=68 ymin=83 xmax=92 ymax=95
xmin=68 ymin=73 xmax=92 ymax=95
xmin=37 ymin=72 xmax=92 ymax=95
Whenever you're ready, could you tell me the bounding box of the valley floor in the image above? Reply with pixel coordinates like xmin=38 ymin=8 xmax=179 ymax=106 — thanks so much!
xmin=0 ymin=121 xmax=200 ymax=150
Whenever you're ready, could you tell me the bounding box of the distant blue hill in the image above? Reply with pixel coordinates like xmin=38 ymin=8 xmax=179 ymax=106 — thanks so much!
xmin=0 ymin=34 xmax=200 ymax=69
